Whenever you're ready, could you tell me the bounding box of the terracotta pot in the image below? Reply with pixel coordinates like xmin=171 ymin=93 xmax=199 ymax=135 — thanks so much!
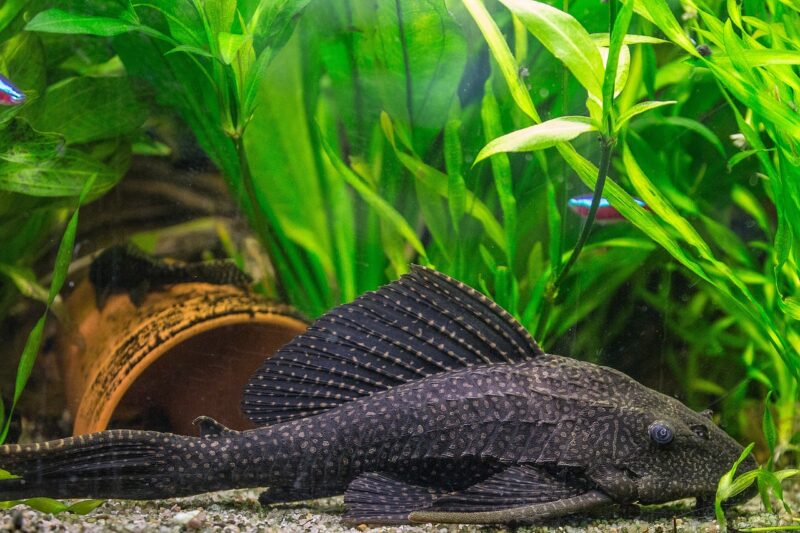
xmin=58 ymin=280 xmax=307 ymax=436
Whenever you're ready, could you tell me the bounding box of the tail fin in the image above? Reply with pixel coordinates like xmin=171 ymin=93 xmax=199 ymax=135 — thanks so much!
xmin=0 ymin=430 xmax=209 ymax=500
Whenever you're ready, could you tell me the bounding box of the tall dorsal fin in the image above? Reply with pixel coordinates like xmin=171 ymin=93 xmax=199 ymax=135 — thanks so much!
xmin=241 ymin=265 xmax=543 ymax=426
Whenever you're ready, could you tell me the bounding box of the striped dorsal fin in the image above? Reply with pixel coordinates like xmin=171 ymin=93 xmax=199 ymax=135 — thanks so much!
xmin=241 ymin=265 xmax=543 ymax=426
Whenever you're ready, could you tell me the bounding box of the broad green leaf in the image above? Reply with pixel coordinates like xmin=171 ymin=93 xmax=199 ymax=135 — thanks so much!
xmin=499 ymin=0 xmax=604 ymax=98
xmin=461 ymin=0 xmax=540 ymax=121
xmin=23 ymin=498 xmax=68 ymax=514
xmin=26 ymin=9 xmax=136 ymax=36
xmin=615 ymin=100 xmax=677 ymax=131
xmin=23 ymin=76 xmax=146 ymax=145
xmin=0 ymin=149 xmax=122 ymax=198
xmin=166 ymin=44 xmax=215 ymax=59
xmin=204 ymin=0 xmax=236 ymax=35
xmin=358 ymin=0 xmax=467 ymax=152
xmin=218 ymin=32 xmax=252 ymax=64
xmin=66 ymin=499 xmax=105 ymax=515
xmin=475 ymin=116 xmax=596 ymax=163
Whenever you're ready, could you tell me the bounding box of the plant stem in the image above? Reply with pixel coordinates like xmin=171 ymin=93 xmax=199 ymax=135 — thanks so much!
xmin=235 ymin=139 xmax=326 ymax=315
xmin=552 ymin=136 xmax=613 ymax=291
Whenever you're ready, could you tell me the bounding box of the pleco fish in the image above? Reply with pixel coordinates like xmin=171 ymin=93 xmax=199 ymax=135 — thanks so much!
xmin=0 ymin=74 xmax=25 ymax=106
xmin=0 ymin=267 xmax=755 ymax=525
xmin=568 ymin=194 xmax=647 ymax=224
xmin=89 ymin=243 xmax=253 ymax=308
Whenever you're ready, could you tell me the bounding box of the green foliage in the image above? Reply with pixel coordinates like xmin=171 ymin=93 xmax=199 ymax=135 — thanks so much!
xmin=7 ymin=0 xmax=800 ymax=481
xmin=0 ymin=468 xmax=103 ymax=514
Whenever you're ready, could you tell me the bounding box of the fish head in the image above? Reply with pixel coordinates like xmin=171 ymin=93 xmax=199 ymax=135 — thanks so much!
xmin=615 ymin=394 xmax=758 ymax=505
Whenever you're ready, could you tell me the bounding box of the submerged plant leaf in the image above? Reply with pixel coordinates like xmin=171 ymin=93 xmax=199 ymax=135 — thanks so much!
xmin=26 ymin=9 xmax=137 ymax=37
xmin=499 ymin=0 xmax=604 ymax=98
xmin=474 ymin=116 xmax=596 ymax=164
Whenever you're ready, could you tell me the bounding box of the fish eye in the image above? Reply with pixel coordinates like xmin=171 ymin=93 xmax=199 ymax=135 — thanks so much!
xmin=690 ymin=424 xmax=710 ymax=440
xmin=648 ymin=421 xmax=674 ymax=445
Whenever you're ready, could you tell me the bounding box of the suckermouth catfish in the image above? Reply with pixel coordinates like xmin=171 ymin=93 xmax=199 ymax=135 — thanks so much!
xmin=0 ymin=266 xmax=756 ymax=525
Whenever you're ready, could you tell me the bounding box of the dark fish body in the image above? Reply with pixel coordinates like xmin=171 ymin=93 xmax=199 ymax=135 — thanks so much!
xmin=89 ymin=244 xmax=252 ymax=308
xmin=0 ymin=267 xmax=755 ymax=524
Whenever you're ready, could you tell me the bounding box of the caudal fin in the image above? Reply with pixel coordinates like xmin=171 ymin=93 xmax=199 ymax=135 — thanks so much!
xmin=0 ymin=430 xmax=210 ymax=500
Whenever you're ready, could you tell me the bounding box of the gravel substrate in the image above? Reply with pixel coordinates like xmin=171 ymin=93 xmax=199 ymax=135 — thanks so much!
xmin=0 ymin=487 xmax=796 ymax=533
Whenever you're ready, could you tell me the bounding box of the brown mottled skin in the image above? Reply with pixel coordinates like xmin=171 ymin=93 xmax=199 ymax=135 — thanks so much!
xmin=89 ymin=243 xmax=252 ymax=308
xmin=0 ymin=267 xmax=756 ymax=524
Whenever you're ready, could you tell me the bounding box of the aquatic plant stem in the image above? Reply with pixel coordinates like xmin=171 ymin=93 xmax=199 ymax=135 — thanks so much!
xmin=235 ymin=139 xmax=326 ymax=315
xmin=552 ymin=136 xmax=613 ymax=291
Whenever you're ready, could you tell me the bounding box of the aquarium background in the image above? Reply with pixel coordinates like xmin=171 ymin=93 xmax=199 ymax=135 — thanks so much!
xmin=0 ymin=0 xmax=797 ymax=485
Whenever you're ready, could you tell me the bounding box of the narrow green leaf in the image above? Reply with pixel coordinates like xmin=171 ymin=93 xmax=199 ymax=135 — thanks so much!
xmin=602 ymin=0 xmax=634 ymax=127
xmin=615 ymin=100 xmax=676 ymax=131
xmin=461 ymin=0 xmax=540 ymax=121
xmin=0 ymin=264 xmax=49 ymax=304
xmin=26 ymin=9 xmax=136 ymax=36
xmin=499 ymin=0 xmax=604 ymax=98
xmin=762 ymin=391 xmax=777 ymax=460
xmin=218 ymin=32 xmax=252 ymax=65
xmin=475 ymin=116 xmax=596 ymax=164
xmin=443 ymin=118 xmax=466 ymax=231
xmin=319 ymin=132 xmax=428 ymax=262
xmin=589 ymin=33 xmax=668 ymax=46
xmin=660 ymin=116 xmax=726 ymax=157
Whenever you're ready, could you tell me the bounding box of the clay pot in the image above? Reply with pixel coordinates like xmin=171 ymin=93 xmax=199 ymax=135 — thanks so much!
xmin=58 ymin=280 xmax=307 ymax=436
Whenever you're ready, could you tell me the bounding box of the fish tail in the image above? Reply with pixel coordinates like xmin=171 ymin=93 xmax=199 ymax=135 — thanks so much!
xmin=0 ymin=430 xmax=219 ymax=500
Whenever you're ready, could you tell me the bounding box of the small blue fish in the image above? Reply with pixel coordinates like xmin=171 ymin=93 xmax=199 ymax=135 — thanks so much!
xmin=568 ymin=194 xmax=647 ymax=223
xmin=0 ymin=73 xmax=25 ymax=106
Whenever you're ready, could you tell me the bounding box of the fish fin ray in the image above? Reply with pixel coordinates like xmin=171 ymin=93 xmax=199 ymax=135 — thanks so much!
xmin=342 ymin=472 xmax=439 ymax=525
xmin=243 ymin=266 xmax=542 ymax=426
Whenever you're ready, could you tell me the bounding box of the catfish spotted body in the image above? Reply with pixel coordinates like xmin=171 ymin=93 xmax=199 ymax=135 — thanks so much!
xmin=0 ymin=267 xmax=755 ymax=524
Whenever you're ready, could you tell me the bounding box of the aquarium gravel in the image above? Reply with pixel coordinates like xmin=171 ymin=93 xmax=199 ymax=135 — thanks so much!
xmin=0 ymin=488 xmax=796 ymax=533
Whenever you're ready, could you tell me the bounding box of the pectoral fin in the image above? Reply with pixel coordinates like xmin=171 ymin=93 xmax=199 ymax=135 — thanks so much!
xmin=409 ymin=489 xmax=612 ymax=524
xmin=410 ymin=465 xmax=611 ymax=525
xmin=343 ymin=472 xmax=439 ymax=525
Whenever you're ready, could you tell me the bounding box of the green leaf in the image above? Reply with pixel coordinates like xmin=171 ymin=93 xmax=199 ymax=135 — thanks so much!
xmin=763 ymin=391 xmax=777 ymax=461
xmin=499 ymin=0 xmax=604 ymax=98
xmin=660 ymin=116 xmax=726 ymax=157
xmin=319 ymin=130 xmax=428 ymax=263
xmin=601 ymin=0 xmax=633 ymax=127
xmin=589 ymin=33 xmax=668 ymax=46
xmin=443 ymin=117 xmax=466 ymax=231
xmin=0 ymin=264 xmax=48 ymax=304
xmin=615 ymin=100 xmax=677 ymax=131
xmin=23 ymin=76 xmax=146 ymax=145
xmin=26 ymin=9 xmax=137 ymax=36
xmin=474 ymin=116 xmax=596 ymax=164
xmin=461 ymin=0 xmax=540 ymax=122
xmin=218 ymin=32 xmax=252 ymax=65
xmin=66 ymin=499 xmax=105 ymax=515
xmin=23 ymin=498 xmax=69 ymax=514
